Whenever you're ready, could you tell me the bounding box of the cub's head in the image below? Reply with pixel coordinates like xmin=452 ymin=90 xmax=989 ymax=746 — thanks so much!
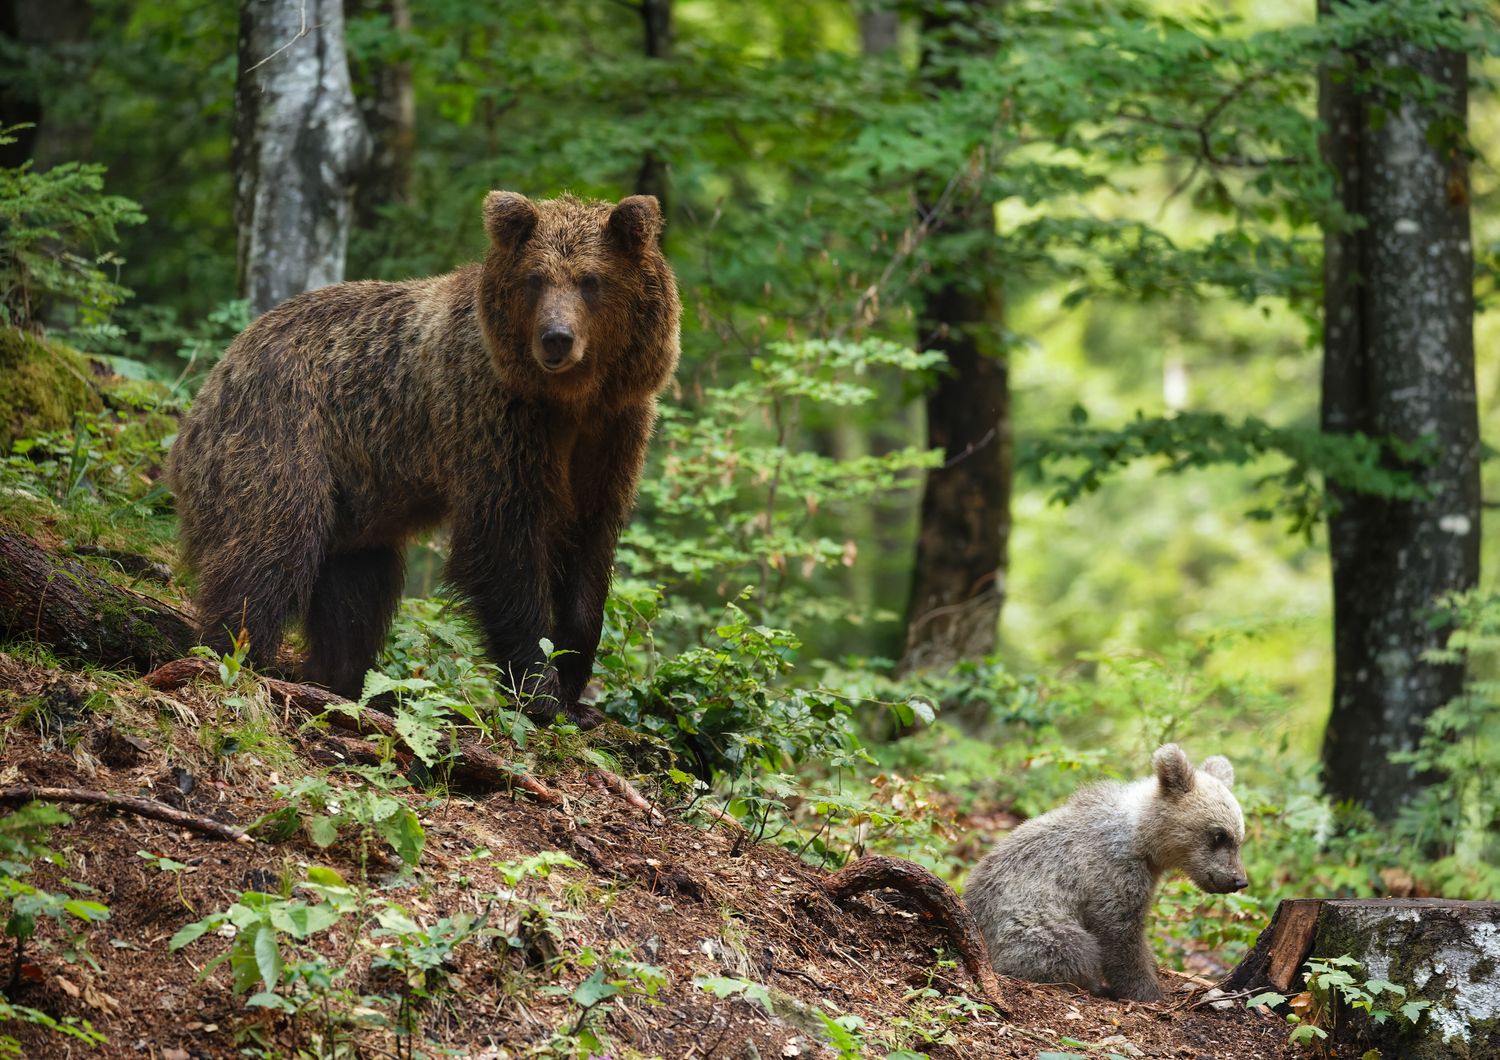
xmin=478 ymin=191 xmax=681 ymax=406
xmin=1144 ymin=744 xmax=1248 ymax=895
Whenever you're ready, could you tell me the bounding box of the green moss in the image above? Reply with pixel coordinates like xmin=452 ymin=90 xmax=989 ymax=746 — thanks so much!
xmin=0 ymin=327 xmax=103 ymax=452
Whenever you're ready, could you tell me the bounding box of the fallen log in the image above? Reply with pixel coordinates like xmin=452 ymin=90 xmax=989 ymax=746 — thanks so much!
xmin=0 ymin=531 xmax=197 ymax=672
xmin=1222 ymin=897 xmax=1500 ymax=1057
xmin=820 ymin=854 xmax=1005 ymax=1011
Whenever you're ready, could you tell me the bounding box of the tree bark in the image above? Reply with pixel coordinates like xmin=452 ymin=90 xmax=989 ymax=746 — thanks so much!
xmin=634 ymin=0 xmax=671 ymax=232
xmin=0 ymin=0 xmax=93 ymax=170
xmin=234 ymin=0 xmax=369 ymax=317
xmin=1318 ymin=10 xmax=1479 ymax=812
xmin=0 ymin=531 xmax=197 ymax=672
xmin=898 ymin=1 xmax=1010 ymax=676
xmin=1223 ymin=898 xmax=1500 ymax=1058
xmin=345 ymin=0 xmax=413 ymax=229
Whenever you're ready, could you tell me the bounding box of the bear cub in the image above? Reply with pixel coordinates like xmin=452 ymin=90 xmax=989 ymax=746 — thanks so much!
xmin=169 ymin=192 xmax=680 ymax=724
xmin=964 ymin=744 xmax=1248 ymax=1001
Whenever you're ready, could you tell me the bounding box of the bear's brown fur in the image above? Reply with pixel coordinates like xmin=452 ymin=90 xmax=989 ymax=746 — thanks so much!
xmin=168 ymin=192 xmax=680 ymax=723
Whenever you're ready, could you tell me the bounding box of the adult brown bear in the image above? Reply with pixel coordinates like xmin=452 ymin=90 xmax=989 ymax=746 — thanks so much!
xmin=169 ymin=192 xmax=680 ymax=725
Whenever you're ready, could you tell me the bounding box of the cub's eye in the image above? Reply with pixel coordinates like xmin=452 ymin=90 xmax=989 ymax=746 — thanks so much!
xmin=1210 ymin=828 xmax=1229 ymax=850
xmin=580 ymin=273 xmax=602 ymax=297
xmin=526 ymin=272 xmax=545 ymax=293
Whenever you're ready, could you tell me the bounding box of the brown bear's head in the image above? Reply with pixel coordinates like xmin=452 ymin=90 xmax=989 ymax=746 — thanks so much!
xmin=1142 ymin=744 xmax=1249 ymax=895
xmin=477 ymin=192 xmax=681 ymax=410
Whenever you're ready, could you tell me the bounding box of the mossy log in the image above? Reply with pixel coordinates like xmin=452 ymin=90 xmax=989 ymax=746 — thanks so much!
xmin=1223 ymin=898 xmax=1500 ymax=1058
xmin=0 ymin=531 xmax=197 ymax=671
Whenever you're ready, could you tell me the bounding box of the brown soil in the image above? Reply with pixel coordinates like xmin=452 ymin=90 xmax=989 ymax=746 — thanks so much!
xmin=0 ymin=652 xmax=1293 ymax=1059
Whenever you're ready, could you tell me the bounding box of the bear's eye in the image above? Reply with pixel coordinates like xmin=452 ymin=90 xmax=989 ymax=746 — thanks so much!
xmin=580 ymin=273 xmax=602 ymax=297
xmin=526 ymin=272 xmax=545 ymax=294
xmin=1210 ymin=828 xmax=1229 ymax=850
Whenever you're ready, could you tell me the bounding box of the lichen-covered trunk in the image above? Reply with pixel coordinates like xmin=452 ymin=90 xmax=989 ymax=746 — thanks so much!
xmin=899 ymin=0 xmax=1009 ymax=676
xmin=234 ymin=0 xmax=369 ymax=317
xmin=1318 ymin=23 xmax=1479 ymax=812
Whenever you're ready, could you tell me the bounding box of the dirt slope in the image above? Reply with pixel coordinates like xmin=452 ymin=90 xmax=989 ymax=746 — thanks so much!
xmin=0 ymin=652 xmax=1291 ymax=1058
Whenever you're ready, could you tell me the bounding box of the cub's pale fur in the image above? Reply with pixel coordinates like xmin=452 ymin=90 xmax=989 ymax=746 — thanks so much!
xmin=963 ymin=745 xmax=1248 ymax=1001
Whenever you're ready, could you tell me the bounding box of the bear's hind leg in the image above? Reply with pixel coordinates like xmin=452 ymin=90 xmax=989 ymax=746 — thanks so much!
xmin=193 ymin=550 xmax=321 ymax=676
xmin=301 ymin=548 xmax=406 ymax=699
xmin=987 ymin=917 xmax=1105 ymax=995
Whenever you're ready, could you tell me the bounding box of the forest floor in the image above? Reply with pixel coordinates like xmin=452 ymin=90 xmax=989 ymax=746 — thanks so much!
xmin=0 ymin=650 xmax=1297 ymax=1060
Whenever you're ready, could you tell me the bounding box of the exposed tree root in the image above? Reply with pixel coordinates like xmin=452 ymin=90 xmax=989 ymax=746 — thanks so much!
xmin=588 ymin=768 xmax=665 ymax=822
xmin=141 ymin=657 xmax=560 ymax=804
xmin=820 ymin=854 xmax=1006 ymax=1011
xmin=0 ymin=784 xmax=252 ymax=843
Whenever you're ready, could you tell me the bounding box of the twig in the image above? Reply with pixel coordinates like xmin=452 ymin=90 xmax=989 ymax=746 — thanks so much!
xmin=0 ymin=785 xmax=252 ymax=843
xmin=245 ymin=0 xmax=311 ymax=74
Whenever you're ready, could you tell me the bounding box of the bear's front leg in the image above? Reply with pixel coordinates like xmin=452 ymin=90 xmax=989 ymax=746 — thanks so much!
xmin=448 ymin=507 xmax=562 ymax=723
xmin=1097 ymin=926 xmax=1164 ymax=1001
xmin=550 ymin=408 xmax=654 ymax=728
xmin=550 ymin=534 xmax=614 ymax=729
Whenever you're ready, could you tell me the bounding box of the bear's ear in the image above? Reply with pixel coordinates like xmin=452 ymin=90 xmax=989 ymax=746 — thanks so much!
xmin=1201 ymin=755 xmax=1234 ymax=788
xmin=484 ymin=191 xmax=538 ymax=248
xmin=607 ymin=195 xmax=663 ymax=253
xmin=1152 ymin=744 xmax=1195 ymax=797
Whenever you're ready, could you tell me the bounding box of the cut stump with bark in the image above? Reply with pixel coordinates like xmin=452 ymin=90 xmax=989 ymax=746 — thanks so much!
xmin=1223 ymin=898 xmax=1500 ymax=1058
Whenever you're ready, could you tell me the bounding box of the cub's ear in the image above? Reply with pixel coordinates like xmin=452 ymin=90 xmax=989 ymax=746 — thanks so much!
xmin=607 ymin=195 xmax=663 ymax=252
xmin=1200 ymin=755 xmax=1234 ymax=788
xmin=484 ymin=191 xmax=538 ymax=248
xmin=1152 ymin=744 xmax=1196 ymax=797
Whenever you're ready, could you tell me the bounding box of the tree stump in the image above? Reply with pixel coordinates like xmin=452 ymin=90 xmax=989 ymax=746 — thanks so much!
xmin=1223 ymin=898 xmax=1500 ymax=1058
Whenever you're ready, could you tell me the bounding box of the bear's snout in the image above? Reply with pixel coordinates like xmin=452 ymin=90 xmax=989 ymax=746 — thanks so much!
xmin=540 ymin=327 xmax=576 ymax=370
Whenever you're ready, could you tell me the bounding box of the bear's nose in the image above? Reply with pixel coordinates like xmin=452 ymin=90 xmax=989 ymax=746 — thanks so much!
xmin=1232 ymin=875 xmax=1249 ymax=891
xmin=540 ymin=328 xmax=574 ymax=367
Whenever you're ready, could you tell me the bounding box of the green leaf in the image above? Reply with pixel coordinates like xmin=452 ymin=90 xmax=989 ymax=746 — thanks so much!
xmin=572 ymin=967 xmax=620 ymax=1008
xmin=168 ymin=916 xmax=219 ymax=951
xmin=306 ymin=815 xmax=341 ymax=849
xmin=1399 ymin=1000 xmax=1431 ymax=1024
xmin=248 ymin=923 xmax=282 ymax=993
xmin=1246 ymin=991 xmax=1286 ymax=1008
xmin=305 ymin=866 xmax=347 ymax=888
xmin=376 ymin=807 xmax=426 ymax=867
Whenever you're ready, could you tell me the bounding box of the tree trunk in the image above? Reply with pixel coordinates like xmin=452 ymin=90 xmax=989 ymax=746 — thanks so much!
xmin=234 ymin=0 xmax=369 ymax=317
xmin=1223 ymin=898 xmax=1500 ymax=1059
xmin=634 ymin=0 xmax=670 ymax=231
xmin=0 ymin=532 xmax=197 ymax=672
xmin=0 ymin=0 xmax=93 ymax=170
xmin=1318 ymin=11 xmax=1479 ymax=813
xmin=345 ymin=0 xmax=413 ymax=229
xmin=898 ymin=1 xmax=1009 ymax=676
xmin=856 ymin=2 xmax=899 ymax=56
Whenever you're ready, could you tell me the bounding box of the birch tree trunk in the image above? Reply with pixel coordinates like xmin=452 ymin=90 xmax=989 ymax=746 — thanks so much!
xmin=234 ymin=0 xmax=369 ymax=317
xmin=1318 ymin=12 xmax=1479 ymax=812
xmin=898 ymin=0 xmax=1010 ymax=676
